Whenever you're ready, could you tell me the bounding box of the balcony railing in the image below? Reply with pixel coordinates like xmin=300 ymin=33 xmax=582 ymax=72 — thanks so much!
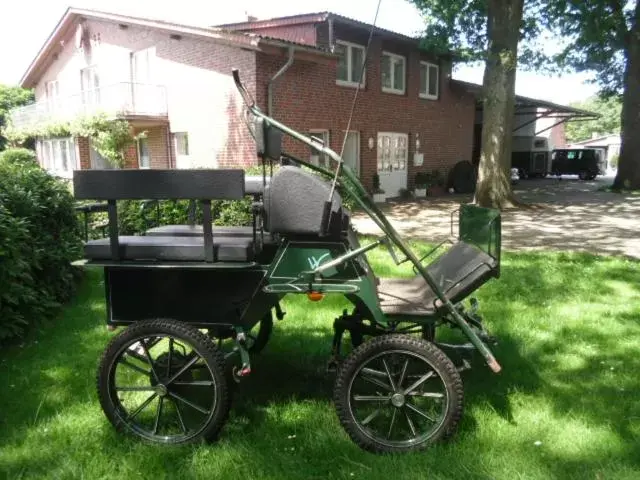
xmin=9 ymin=83 xmax=168 ymax=130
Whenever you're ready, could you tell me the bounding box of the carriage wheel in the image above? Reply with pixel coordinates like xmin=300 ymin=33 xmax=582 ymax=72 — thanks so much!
xmin=97 ymin=319 xmax=230 ymax=444
xmin=334 ymin=334 xmax=463 ymax=453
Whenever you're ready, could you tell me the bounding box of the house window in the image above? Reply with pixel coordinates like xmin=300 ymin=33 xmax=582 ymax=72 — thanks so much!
xmin=138 ymin=137 xmax=151 ymax=168
xmin=174 ymin=132 xmax=189 ymax=156
xmin=81 ymin=66 xmax=100 ymax=106
xmin=39 ymin=138 xmax=76 ymax=178
xmin=335 ymin=40 xmax=366 ymax=87
xmin=90 ymin=143 xmax=115 ymax=169
xmin=419 ymin=61 xmax=439 ymax=99
xmin=377 ymin=133 xmax=407 ymax=172
xmin=381 ymin=52 xmax=405 ymax=94
xmin=45 ymin=80 xmax=60 ymax=111
xmin=309 ymin=130 xmax=330 ymax=168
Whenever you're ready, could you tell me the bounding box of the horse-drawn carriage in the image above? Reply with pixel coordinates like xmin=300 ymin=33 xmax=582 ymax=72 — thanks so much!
xmin=72 ymin=70 xmax=502 ymax=453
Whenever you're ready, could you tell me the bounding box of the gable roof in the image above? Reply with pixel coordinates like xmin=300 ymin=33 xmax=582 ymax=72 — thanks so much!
xmin=20 ymin=7 xmax=332 ymax=88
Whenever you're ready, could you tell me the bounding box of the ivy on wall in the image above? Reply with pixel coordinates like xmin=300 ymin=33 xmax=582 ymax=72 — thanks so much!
xmin=3 ymin=113 xmax=145 ymax=168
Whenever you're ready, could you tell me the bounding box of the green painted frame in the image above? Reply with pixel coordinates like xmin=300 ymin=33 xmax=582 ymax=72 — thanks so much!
xmin=232 ymin=69 xmax=502 ymax=373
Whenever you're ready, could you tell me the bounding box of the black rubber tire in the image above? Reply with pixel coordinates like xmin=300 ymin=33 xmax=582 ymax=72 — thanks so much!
xmin=97 ymin=318 xmax=230 ymax=445
xmin=578 ymin=170 xmax=588 ymax=180
xmin=334 ymin=334 xmax=463 ymax=454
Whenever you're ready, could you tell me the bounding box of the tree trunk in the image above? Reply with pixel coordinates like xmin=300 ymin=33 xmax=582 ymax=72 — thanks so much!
xmin=613 ymin=1 xmax=640 ymax=190
xmin=475 ymin=0 xmax=524 ymax=209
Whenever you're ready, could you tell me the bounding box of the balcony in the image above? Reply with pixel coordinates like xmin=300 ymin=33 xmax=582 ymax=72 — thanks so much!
xmin=9 ymin=83 xmax=168 ymax=130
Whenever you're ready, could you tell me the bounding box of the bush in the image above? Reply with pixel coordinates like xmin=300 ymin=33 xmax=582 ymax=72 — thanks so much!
xmin=0 ymin=147 xmax=38 ymax=168
xmin=0 ymin=160 xmax=82 ymax=342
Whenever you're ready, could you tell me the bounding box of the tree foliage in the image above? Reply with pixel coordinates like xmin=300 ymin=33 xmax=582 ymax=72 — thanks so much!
xmin=565 ymin=95 xmax=622 ymax=143
xmin=0 ymin=85 xmax=34 ymax=151
xmin=544 ymin=0 xmax=640 ymax=189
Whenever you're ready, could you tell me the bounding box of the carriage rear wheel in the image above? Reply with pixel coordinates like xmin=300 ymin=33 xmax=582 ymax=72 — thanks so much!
xmin=97 ymin=319 xmax=230 ymax=444
xmin=333 ymin=334 xmax=463 ymax=454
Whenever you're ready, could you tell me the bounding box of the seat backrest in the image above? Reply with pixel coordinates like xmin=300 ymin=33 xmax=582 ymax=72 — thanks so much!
xmin=264 ymin=166 xmax=342 ymax=236
xmin=73 ymin=169 xmax=245 ymax=200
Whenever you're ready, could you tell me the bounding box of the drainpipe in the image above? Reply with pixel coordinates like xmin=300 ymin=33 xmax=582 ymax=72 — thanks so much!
xmin=268 ymin=47 xmax=295 ymax=117
xmin=328 ymin=17 xmax=335 ymax=52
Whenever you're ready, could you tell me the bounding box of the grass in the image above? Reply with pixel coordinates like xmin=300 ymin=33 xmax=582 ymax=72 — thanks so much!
xmin=1 ymin=245 xmax=640 ymax=480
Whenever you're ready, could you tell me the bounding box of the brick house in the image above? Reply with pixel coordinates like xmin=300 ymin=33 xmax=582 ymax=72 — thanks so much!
xmin=10 ymin=8 xmax=478 ymax=197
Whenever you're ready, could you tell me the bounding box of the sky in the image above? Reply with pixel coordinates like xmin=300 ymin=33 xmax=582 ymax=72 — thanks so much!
xmin=0 ymin=0 xmax=599 ymax=104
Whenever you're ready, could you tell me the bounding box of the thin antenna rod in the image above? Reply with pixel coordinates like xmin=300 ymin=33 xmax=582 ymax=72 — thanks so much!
xmin=329 ymin=0 xmax=383 ymax=200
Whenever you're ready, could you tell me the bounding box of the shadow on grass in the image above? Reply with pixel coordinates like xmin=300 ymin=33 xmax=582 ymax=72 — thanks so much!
xmin=1 ymin=252 xmax=640 ymax=479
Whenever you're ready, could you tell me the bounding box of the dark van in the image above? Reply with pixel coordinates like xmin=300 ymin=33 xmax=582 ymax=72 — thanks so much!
xmin=550 ymin=148 xmax=605 ymax=180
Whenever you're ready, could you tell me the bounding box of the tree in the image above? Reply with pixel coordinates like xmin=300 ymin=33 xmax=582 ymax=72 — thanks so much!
xmin=412 ymin=0 xmax=545 ymax=208
xmin=565 ymin=95 xmax=622 ymax=143
xmin=0 ymin=85 xmax=34 ymax=151
xmin=545 ymin=1 xmax=640 ymax=189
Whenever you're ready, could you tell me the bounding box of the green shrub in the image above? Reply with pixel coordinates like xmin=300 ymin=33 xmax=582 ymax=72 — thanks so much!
xmin=0 ymin=160 xmax=82 ymax=342
xmin=0 ymin=147 xmax=37 ymax=168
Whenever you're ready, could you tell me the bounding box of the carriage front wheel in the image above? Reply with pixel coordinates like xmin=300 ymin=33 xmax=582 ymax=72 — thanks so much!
xmin=97 ymin=319 xmax=230 ymax=444
xmin=333 ymin=334 xmax=463 ymax=453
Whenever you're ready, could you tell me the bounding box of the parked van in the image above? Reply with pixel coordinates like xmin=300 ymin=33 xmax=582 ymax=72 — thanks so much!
xmin=550 ymin=148 xmax=605 ymax=180
xmin=511 ymin=136 xmax=550 ymax=178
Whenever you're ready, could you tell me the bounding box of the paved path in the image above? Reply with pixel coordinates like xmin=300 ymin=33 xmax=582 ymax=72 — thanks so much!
xmin=352 ymin=175 xmax=640 ymax=258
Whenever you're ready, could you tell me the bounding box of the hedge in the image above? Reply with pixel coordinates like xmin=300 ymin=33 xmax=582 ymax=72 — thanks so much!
xmin=0 ymin=154 xmax=83 ymax=342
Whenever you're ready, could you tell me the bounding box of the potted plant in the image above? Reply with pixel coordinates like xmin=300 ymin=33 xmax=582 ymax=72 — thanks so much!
xmin=372 ymin=173 xmax=386 ymax=203
xmin=427 ymin=169 xmax=446 ymax=196
xmin=414 ymin=171 xmax=429 ymax=198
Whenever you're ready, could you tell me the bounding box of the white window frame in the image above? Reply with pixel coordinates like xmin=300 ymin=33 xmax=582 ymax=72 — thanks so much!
xmin=45 ymin=80 xmax=60 ymax=111
xmin=419 ymin=61 xmax=439 ymax=100
xmin=343 ymin=130 xmax=361 ymax=176
xmin=173 ymin=132 xmax=190 ymax=157
xmin=381 ymin=51 xmax=406 ymax=95
xmin=80 ymin=66 xmax=100 ymax=106
xmin=39 ymin=137 xmax=76 ymax=178
xmin=137 ymin=137 xmax=151 ymax=169
xmin=309 ymin=129 xmax=330 ymax=168
xmin=335 ymin=40 xmax=366 ymax=88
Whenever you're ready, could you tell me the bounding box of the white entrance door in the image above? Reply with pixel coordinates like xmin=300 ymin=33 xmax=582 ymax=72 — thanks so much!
xmin=343 ymin=131 xmax=360 ymax=176
xmin=377 ymin=132 xmax=408 ymax=197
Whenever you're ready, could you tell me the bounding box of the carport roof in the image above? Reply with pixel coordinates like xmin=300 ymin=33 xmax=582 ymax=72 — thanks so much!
xmin=452 ymin=79 xmax=598 ymax=117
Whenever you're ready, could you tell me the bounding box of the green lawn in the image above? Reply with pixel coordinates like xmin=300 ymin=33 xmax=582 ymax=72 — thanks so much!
xmin=1 ymin=245 xmax=640 ymax=480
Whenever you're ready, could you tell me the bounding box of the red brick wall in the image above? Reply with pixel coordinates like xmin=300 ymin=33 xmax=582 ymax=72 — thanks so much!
xmin=550 ymin=122 xmax=567 ymax=149
xmin=255 ymin=35 xmax=476 ymax=192
xmin=77 ymin=136 xmax=91 ymax=170
xmin=133 ymin=126 xmax=171 ymax=168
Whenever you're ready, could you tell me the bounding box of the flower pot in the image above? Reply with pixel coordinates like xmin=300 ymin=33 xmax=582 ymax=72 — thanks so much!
xmin=373 ymin=192 xmax=387 ymax=203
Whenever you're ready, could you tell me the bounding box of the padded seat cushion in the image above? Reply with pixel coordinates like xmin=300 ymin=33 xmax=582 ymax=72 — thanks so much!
xmin=84 ymin=235 xmax=254 ymax=262
xmin=378 ymin=242 xmax=497 ymax=316
xmin=145 ymin=225 xmax=275 ymax=243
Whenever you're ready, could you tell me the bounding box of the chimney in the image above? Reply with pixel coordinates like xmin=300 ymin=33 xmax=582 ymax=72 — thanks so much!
xmin=247 ymin=14 xmax=258 ymax=22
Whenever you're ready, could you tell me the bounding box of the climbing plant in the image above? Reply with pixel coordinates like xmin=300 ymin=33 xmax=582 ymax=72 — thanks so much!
xmin=3 ymin=113 xmax=144 ymax=168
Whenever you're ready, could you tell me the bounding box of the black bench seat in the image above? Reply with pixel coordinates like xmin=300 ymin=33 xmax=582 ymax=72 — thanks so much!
xmin=145 ymin=225 xmax=276 ymax=244
xmin=84 ymin=235 xmax=254 ymax=262
xmin=377 ymin=242 xmax=497 ymax=316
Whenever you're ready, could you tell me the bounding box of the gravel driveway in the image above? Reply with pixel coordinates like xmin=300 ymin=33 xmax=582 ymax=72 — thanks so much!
xmin=352 ymin=175 xmax=640 ymax=259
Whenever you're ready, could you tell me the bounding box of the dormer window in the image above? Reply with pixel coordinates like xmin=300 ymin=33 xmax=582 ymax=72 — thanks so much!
xmin=381 ymin=52 xmax=405 ymax=94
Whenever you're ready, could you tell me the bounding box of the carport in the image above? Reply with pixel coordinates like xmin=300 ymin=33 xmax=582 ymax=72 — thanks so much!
xmin=451 ymin=80 xmax=599 ymax=164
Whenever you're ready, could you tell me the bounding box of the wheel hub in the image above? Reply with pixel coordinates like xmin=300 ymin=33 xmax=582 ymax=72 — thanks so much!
xmin=390 ymin=393 xmax=405 ymax=408
xmin=155 ymin=384 xmax=169 ymax=397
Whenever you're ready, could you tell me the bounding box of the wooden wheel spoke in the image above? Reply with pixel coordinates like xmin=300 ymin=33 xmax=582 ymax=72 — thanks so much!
xmin=361 ymin=373 xmax=394 ymax=392
xmin=171 ymin=380 xmax=215 ymax=387
xmin=407 ymin=391 xmax=444 ymax=399
xmin=166 ymin=355 xmax=200 ymax=386
xmin=172 ymin=398 xmax=188 ymax=434
xmin=397 ymin=359 xmax=409 ymax=390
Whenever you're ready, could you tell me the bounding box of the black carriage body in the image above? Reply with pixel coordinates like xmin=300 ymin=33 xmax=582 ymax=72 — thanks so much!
xmin=104 ymin=266 xmax=275 ymax=330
